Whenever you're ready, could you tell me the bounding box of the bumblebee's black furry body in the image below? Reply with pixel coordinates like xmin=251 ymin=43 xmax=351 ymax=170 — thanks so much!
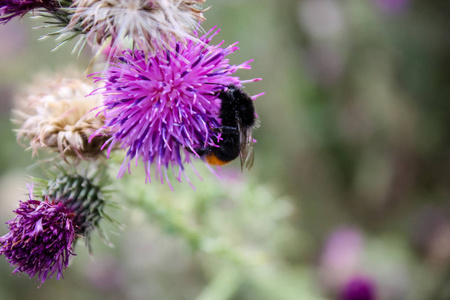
xmin=195 ymin=85 xmax=256 ymax=165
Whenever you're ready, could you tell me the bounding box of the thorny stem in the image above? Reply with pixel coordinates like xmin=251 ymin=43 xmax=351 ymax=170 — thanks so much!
xmin=128 ymin=189 xmax=267 ymax=266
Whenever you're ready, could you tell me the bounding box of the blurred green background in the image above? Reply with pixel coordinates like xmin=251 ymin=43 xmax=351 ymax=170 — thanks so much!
xmin=1 ymin=0 xmax=450 ymax=299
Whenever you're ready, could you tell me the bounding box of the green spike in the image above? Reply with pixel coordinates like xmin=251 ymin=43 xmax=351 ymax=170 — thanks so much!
xmin=34 ymin=166 xmax=118 ymax=253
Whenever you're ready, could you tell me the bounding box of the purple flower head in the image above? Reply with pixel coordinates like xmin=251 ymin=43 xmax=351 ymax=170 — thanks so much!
xmin=92 ymin=27 xmax=260 ymax=185
xmin=0 ymin=187 xmax=76 ymax=284
xmin=0 ymin=0 xmax=60 ymax=24
xmin=340 ymin=276 xmax=377 ymax=300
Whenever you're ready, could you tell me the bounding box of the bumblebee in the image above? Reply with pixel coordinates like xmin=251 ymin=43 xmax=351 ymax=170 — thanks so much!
xmin=195 ymin=85 xmax=258 ymax=171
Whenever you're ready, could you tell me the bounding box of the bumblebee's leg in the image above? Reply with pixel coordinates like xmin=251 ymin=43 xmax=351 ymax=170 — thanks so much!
xmin=191 ymin=147 xmax=207 ymax=156
xmin=206 ymin=127 xmax=240 ymax=165
xmin=190 ymin=127 xmax=222 ymax=157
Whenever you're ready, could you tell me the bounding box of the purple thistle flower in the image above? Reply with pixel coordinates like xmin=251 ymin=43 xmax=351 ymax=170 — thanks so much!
xmin=0 ymin=0 xmax=60 ymax=24
xmin=0 ymin=188 xmax=76 ymax=284
xmin=340 ymin=276 xmax=377 ymax=300
xmin=92 ymin=27 xmax=260 ymax=185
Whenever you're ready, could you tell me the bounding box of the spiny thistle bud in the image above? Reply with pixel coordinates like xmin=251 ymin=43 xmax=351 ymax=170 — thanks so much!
xmin=66 ymin=0 xmax=206 ymax=54
xmin=35 ymin=168 xmax=112 ymax=250
xmin=42 ymin=174 xmax=106 ymax=245
xmin=13 ymin=71 xmax=111 ymax=161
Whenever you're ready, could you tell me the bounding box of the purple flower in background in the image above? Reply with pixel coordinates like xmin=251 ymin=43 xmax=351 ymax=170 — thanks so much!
xmin=340 ymin=276 xmax=377 ymax=300
xmin=321 ymin=228 xmax=363 ymax=273
xmin=0 ymin=0 xmax=60 ymax=24
xmin=0 ymin=188 xmax=76 ymax=284
xmin=319 ymin=227 xmax=365 ymax=293
xmin=92 ymin=27 xmax=259 ymax=184
xmin=374 ymin=0 xmax=409 ymax=13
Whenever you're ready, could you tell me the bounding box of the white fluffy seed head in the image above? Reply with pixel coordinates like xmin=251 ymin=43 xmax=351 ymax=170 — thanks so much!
xmin=67 ymin=0 xmax=206 ymax=53
xmin=14 ymin=71 xmax=110 ymax=161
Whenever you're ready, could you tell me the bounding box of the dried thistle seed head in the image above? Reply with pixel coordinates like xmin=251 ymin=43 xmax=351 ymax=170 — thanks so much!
xmin=66 ymin=0 xmax=206 ymax=54
xmin=14 ymin=71 xmax=110 ymax=161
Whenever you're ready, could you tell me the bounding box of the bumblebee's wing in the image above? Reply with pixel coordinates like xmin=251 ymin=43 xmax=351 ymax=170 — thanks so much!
xmin=238 ymin=120 xmax=255 ymax=171
xmin=243 ymin=136 xmax=255 ymax=171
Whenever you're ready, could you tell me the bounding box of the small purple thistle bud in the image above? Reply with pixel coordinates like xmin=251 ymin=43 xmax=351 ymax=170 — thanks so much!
xmin=340 ymin=276 xmax=377 ymax=300
xmin=92 ymin=27 xmax=261 ymax=185
xmin=0 ymin=189 xmax=76 ymax=284
xmin=0 ymin=0 xmax=61 ymax=24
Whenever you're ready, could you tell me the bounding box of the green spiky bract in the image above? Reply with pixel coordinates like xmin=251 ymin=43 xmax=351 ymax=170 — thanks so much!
xmin=30 ymin=0 xmax=86 ymax=51
xmin=32 ymin=166 xmax=116 ymax=252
